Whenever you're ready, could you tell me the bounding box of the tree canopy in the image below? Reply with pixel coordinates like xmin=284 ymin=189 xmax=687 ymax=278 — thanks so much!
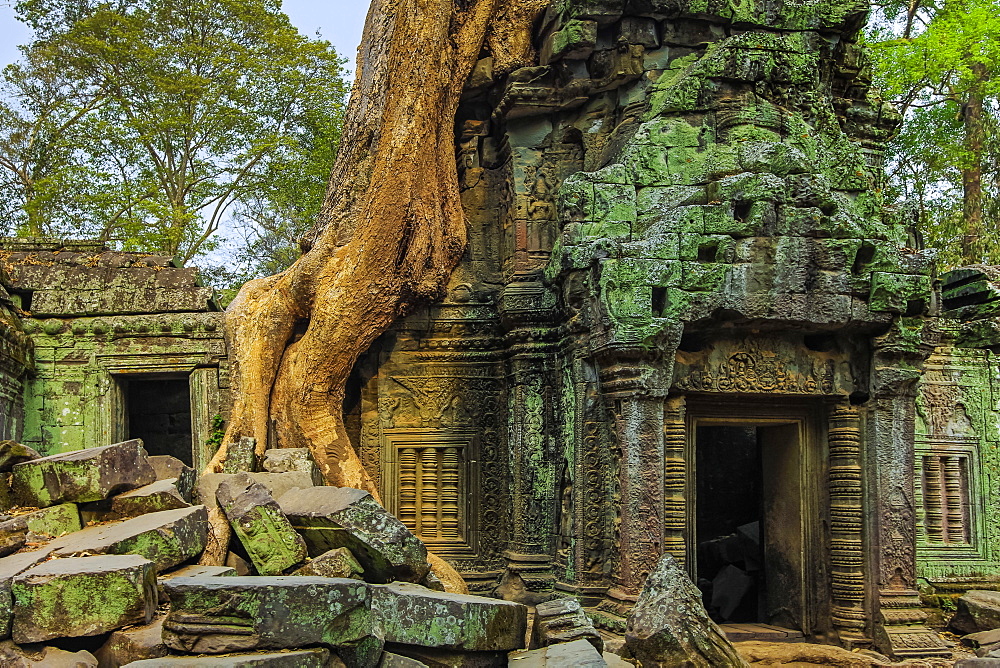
xmin=0 ymin=0 xmax=348 ymax=269
xmin=868 ymin=0 xmax=1000 ymax=266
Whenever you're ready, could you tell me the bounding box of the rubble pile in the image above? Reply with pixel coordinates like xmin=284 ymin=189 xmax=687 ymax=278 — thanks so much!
xmin=0 ymin=439 xmax=547 ymax=667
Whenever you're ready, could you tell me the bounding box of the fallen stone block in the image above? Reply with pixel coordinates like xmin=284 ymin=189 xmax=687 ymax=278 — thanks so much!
xmin=227 ymin=550 xmax=253 ymax=575
xmin=0 ymin=527 xmax=23 ymax=559
xmin=294 ymin=546 xmax=364 ymax=579
xmin=381 ymin=652 xmax=431 ymax=667
xmin=954 ymin=591 xmax=1000 ymax=635
xmin=217 ymin=473 xmax=307 ymax=575
xmin=0 ymin=640 xmax=98 ymax=667
xmin=196 ymin=471 xmax=316 ymax=509
xmin=158 ymin=563 xmax=236 ymax=597
xmin=279 ymin=487 xmax=429 ymax=583
xmin=383 ymin=645 xmax=507 ymax=668
xmin=162 ymin=576 xmax=381 ymax=663
xmin=372 ymin=582 xmax=527 ymax=652
xmin=5 ymin=502 xmax=80 ymax=539
xmin=624 ymin=554 xmax=750 ymax=667
xmin=509 ymin=639 xmax=607 ymax=667
xmin=263 ymin=448 xmax=324 ymax=486
xmin=530 ymin=597 xmax=603 ymax=652
xmin=956 ymin=660 xmax=1000 ymax=667
xmin=11 ymin=440 xmax=155 ymax=508
xmin=109 ymin=478 xmax=190 ymax=519
xmin=126 ymin=648 xmax=332 ymax=667
xmin=149 ymin=454 xmax=196 ymax=502
xmin=51 ymin=505 xmax=208 ymax=571
xmin=0 ymin=546 xmax=59 ymax=639
xmin=94 ymin=615 xmax=169 ymax=667
xmin=11 ymin=554 xmax=157 ymax=643
xmin=0 ymin=442 xmax=39 ymax=472
xmin=221 ymin=436 xmax=259 ymax=473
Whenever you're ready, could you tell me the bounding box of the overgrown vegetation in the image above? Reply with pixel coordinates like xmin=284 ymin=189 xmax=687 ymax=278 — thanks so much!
xmin=0 ymin=0 xmax=348 ymax=283
xmin=867 ymin=0 xmax=1000 ymax=267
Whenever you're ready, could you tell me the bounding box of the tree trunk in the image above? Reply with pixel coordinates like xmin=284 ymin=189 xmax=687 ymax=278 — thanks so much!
xmin=961 ymin=61 xmax=987 ymax=264
xmin=206 ymin=0 xmax=545 ymax=493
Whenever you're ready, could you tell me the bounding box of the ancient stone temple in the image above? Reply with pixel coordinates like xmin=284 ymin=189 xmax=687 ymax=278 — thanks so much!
xmin=0 ymin=239 xmax=228 ymax=471
xmin=0 ymin=1 xmax=999 ymax=663
xmin=337 ymin=0 xmax=1000 ymax=659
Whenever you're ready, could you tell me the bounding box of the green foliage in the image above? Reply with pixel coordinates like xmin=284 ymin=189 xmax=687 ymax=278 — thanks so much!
xmin=206 ymin=413 xmax=226 ymax=452
xmin=867 ymin=0 xmax=1000 ymax=267
xmin=0 ymin=0 xmax=348 ymax=270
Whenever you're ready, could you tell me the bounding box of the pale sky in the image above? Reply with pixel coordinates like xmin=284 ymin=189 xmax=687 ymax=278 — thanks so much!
xmin=0 ymin=1 xmax=371 ymax=76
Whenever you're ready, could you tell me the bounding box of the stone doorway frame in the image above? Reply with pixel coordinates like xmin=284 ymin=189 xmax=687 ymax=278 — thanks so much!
xmin=684 ymin=398 xmax=828 ymax=638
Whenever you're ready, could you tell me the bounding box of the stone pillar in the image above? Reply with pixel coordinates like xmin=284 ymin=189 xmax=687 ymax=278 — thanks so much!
xmin=827 ymin=400 xmax=869 ymax=647
xmin=868 ymin=327 xmax=949 ymax=659
xmin=600 ymin=358 xmax=666 ymax=615
xmin=500 ymin=345 xmax=558 ymax=599
xmin=662 ymin=395 xmax=687 ymax=566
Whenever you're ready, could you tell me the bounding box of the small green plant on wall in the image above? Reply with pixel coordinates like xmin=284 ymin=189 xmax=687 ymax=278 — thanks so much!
xmin=206 ymin=414 xmax=226 ymax=454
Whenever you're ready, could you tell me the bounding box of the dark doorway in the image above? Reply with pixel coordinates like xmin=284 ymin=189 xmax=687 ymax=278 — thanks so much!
xmin=125 ymin=376 xmax=193 ymax=465
xmin=695 ymin=422 xmax=803 ymax=630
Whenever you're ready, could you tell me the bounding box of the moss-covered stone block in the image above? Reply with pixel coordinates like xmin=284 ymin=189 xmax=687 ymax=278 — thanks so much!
xmin=593 ymin=183 xmax=637 ymax=224
xmin=11 ymin=555 xmax=157 ymax=643
xmin=543 ymin=19 xmax=597 ymax=63
xmin=11 ymin=440 xmax=155 ymax=508
xmin=635 ymin=118 xmax=704 ymax=147
xmin=372 ymin=582 xmax=527 ymax=652
xmin=294 ymin=547 xmax=364 ymax=580
xmin=126 ymin=649 xmax=332 ymax=667
xmin=161 ymin=576 xmax=378 ymax=660
xmin=869 ymin=272 xmax=932 ymax=314
xmin=216 ymin=474 xmax=307 ymax=576
xmin=680 ymin=262 xmax=727 ymax=291
xmin=51 ymin=505 xmax=208 ymax=572
xmin=278 ymin=487 xmax=429 ymax=585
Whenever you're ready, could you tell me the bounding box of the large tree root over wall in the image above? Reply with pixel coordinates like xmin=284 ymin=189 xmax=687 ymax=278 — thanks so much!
xmin=201 ymin=0 xmax=548 ymax=579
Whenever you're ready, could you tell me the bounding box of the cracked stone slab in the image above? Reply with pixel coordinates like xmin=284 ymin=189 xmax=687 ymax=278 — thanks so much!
xmin=126 ymin=648 xmax=331 ymax=667
xmin=11 ymin=440 xmax=155 ymax=508
xmin=509 ymin=639 xmax=608 ymax=667
xmin=148 ymin=455 xmax=196 ymax=502
xmin=51 ymin=505 xmax=208 ymax=572
xmin=371 ymin=582 xmax=528 ymax=652
xmin=278 ymin=486 xmax=428 ymax=583
xmin=11 ymin=554 xmax=157 ymax=643
xmin=0 ymin=503 xmax=81 ymax=558
xmin=216 ymin=473 xmax=307 ymax=576
xmin=161 ymin=576 xmax=381 ymax=664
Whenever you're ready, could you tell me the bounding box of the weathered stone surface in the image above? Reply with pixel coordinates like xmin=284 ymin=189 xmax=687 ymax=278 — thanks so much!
xmin=279 ymin=487 xmax=429 ymax=583
xmin=51 ymin=505 xmax=208 ymax=571
xmin=372 ymin=582 xmax=527 ymax=652
xmin=0 ymin=503 xmax=81 ymax=556
xmin=0 ymin=546 xmax=58 ymax=639
xmin=221 ymin=435 xmax=259 ymax=473
xmin=148 ymin=454 xmax=196 ymax=502
xmin=216 ymin=473 xmax=307 ymax=575
xmin=956 ymin=660 xmax=1000 ymax=667
xmin=109 ymin=477 xmax=190 ymax=518
xmin=196 ymin=472 xmax=316 ymax=509
xmin=294 ymin=546 xmax=364 ymax=579
xmin=530 ymin=597 xmax=602 ymax=652
xmin=954 ymin=591 xmax=1000 ymax=635
xmin=263 ymin=447 xmax=324 ymax=486
xmin=383 ymin=645 xmax=507 ymax=668
xmin=158 ymin=563 xmax=236 ymax=597
xmin=0 ymin=441 xmax=39 ymax=472
xmin=126 ymin=648 xmax=332 ymax=667
xmin=965 ymin=628 xmax=1000 ymax=657
xmin=624 ymin=555 xmax=749 ymax=667
xmin=11 ymin=440 xmax=155 ymax=508
xmin=381 ymin=652 xmax=431 ymax=667
xmin=0 ymin=641 xmax=98 ymax=667
xmin=94 ymin=615 xmax=169 ymax=667
xmin=162 ymin=576 xmax=380 ymax=662
xmin=734 ymin=641 xmax=902 ymax=666
xmin=11 ymin=554 xmax=157 ymax=643
xmin=509 ymin=639 xmax=607 ymax=667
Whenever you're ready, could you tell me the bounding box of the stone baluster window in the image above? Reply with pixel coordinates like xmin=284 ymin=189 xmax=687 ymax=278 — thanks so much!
xmin=921 ymin=454 xmax=971 ymax=545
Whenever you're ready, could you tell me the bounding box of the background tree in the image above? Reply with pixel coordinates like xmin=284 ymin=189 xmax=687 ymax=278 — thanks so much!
xmin=0 ymin=0 xmax=348 ymax=267
xmin=868 ymin=0 xmax=1000 ymax=266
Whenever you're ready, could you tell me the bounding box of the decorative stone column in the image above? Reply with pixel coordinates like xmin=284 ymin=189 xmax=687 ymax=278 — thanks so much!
xmin=597 ymin=357 xmax=667 ymax=616
xmin=827 ymin=400 xmax=869 ymax=647
xmin=662 ymin=395 xmax=687 ymax=566
xmin=868 ymin=323 xmax=950 ymax=659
